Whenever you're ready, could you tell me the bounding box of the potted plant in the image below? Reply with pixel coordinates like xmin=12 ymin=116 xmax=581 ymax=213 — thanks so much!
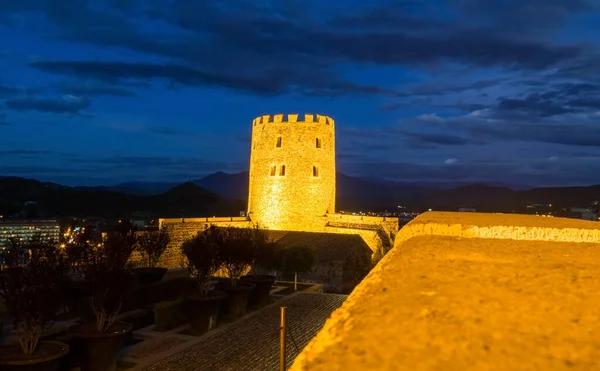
xmin=62 ymin=231 xmax=97 ymax=318
xmin=214 ymin=226 xmax=256 ymax=318
xmin=275 ymin=245 xmax=317 ymax=291
xmin=241 ymin=227 xmax=279 ymax=307
xmin=68 ymin=230 xmax=137 ymax=371
xmin=0 ymin=238 xmax=70 ymax=371
xmin=135 ymin=226 xmax=171 ymax=285
xmin=181 ymin=226 xmax=228 ymax=332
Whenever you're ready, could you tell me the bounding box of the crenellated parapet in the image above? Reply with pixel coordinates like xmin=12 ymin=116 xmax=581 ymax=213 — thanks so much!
xmin=252 ymin=114 xmax=334 ymax=126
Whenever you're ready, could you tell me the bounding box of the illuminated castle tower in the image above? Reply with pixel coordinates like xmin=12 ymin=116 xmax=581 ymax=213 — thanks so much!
xmin=248 ymin=113 xmax=336 ymax=231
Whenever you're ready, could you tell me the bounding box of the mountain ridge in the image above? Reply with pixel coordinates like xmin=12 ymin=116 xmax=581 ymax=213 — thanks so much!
xmin=1 ymin=173 xmax=599 ymax=218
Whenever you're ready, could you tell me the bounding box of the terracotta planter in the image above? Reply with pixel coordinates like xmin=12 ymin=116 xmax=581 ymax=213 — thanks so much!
xmin=135 ymin=267 xmax=168 ymax=286
xmin=241 ymin=275 xmax=275 ymax=307
xmin=183 ymin=290 xmax=227 ymax=332
xmin=0 ymin=341 xmax=69 ymax=371
xmin=68 ymin=321 xmax=132 ymax=371
xmin=215 ymin=281 xmax=256 ymax=318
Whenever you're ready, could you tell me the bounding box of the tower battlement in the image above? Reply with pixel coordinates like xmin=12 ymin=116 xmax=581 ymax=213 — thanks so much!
xmin=248 ymin=112 xmax=336 ymax=231
xmin=252 ymin=114 xmax=334 ymax=126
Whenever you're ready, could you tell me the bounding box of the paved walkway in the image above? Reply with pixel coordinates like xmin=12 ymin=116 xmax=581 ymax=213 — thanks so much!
xmin=129 ymin=292 xmax=346 ymax=371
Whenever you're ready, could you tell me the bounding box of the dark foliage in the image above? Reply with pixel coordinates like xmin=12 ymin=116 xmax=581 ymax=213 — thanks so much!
xmin=181 ymin=226 xmax=221 ymax=297
xmin=249 ymin=227 xmax=279 ymax=275
xmin=77 ymin=230 xmax=137 ymax=332
xmin=275 ymin=245 xmax=318 ymax=277
xmin=136 ymin=226 xmax=171 ymax=268
xmin=0 ymin=237 xmax=68 ymax=355
xmin=216 ymin=226 xmax=256 ymax=287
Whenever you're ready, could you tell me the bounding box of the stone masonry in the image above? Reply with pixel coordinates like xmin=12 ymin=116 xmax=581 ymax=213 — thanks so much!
xmin=157 ymin=114 xmax=399 ymax=268
xmin=248 ymin=114 xmax=336 ymax=231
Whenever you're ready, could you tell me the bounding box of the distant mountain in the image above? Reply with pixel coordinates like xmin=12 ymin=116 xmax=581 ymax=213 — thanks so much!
xmin=100 ymin=172 xmax=249 ymax=199
xmin=97 ymin=181 xmax=178 ymax=195
xmin=0 ymin=177 xmax=239 ymax=219
xmin=193 ymin=171 xmax=248 ymax=200
xmin=2 ymin=173 xmax=599 ymax=218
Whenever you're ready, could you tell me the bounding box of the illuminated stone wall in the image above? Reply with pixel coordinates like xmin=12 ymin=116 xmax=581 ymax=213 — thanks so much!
xmin=248 ymin=114 xmax=336 ymax=231
xmin=291 ymin=211 xmax=600 ymax=370
xmin=157 ymin=217 xmax=251 ymax=268
xmin=156 ymin=114 xmax=400 ymax=267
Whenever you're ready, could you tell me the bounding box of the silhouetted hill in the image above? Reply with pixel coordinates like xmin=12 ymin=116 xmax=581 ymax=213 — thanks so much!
xmin=419 ymin=184 xmax=517 ymax=212
xmin=148 ymin=182 xmax=221 ymax=216
xmin=2 ymin=174 xmax=599 ymax=217
xmin=97 ymin=181 xmax=178 ymax=195
xmin=336 ymin=173 xmax=436 ymax=210
xmin=518 ymin=185 xmax=600 ymax=207
xmin=194 ymin=171 xmax=248 ymax=200
xmin=0 ymin=177 xmax=234 ymax=218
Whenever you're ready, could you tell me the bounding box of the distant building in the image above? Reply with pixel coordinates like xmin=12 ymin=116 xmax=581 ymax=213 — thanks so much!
xmin=570 ymin=208 xmax=598 ymax=221
xmin=0 ymin=219 xmax=61 ymax=248
xmin=458 ymin=206 xmax=477 ymax=212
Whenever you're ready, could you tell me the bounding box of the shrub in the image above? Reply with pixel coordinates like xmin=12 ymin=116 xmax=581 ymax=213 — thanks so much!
xmin=0 ymin=237 xmax=68 ymax=355
xmin=181 ymin=226 xmax=221 ymax=297
xmin=275 ymin=245 xmax=317 ymax=291
xmin=216 ymin=226 xmax=255 ymax=287
xmin=136 ymin=226 xmax=171 ymax=268
xmin=81 ymin=231 xmax=137 ymax=332
xmin=250 ymin=227 xmax=279 ymax=275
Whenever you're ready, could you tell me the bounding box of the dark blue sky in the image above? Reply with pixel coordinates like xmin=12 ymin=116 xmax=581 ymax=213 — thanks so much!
xmin=1 ymin=0 xmax=600 ymax=187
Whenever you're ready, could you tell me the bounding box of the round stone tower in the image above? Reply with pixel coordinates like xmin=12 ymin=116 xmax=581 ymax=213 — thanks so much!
xmin=248 ymin=113 xmax=336 ymax=231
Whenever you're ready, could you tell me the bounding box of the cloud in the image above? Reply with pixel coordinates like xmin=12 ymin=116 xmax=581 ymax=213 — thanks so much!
xmin=454 ymin=0 xmax=596 ymax=33
xmin=70 ymin=155 xmax=248 ymax=180
xmin=5 ymin=95 xmax=91 ymax=114
xmin=0 ymin=149 xmax=54 ymax=155
xmin=31 ymin=60 xmax=398 ymax=97
xmin=4 ymin=0 xmax=587 ymax=97
xmin=0 ymin=82 xmax=37 ymax=97
xmin=340 ymin=155 xmax=600 ymax=186
xmin=0 ymin=121 xmax=10 ymax=126
xmin=399 ymin=130 xmax=483 ymax=146
xmin=31 ymin=61 xmax=289 ymax=96
xmin=444 ymin=158 xmax=458 ymax=164
xmin=54 ymin=80 xmax=137 ymax=97
xmin=101 ymin=119 xmax=189 ymax=136
xmin=412 ymin=110 xmax=600 ymax=148
xmin=409 ymin=78 xmax=507 ymax=96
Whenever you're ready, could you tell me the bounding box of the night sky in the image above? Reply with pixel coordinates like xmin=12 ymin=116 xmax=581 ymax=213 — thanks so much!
xmin=1 ymin=0 xmax=600 ymax=187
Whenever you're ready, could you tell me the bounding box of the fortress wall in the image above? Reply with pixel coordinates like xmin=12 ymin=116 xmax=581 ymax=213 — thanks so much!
xmin=291 ymin=211 xmax=600 ymax=371
xmin=393 ymin=211 xmax=600 ymax=246
xmin=156 ymin=217 xmax=396 ymax=268
xmin=326 ymin=214 xmax=399 ymax=234
xmin=248 ymin=114 xmax=336 ymax=231
xmin=157 ymin=218 xmax=252 ymax=268
xmin=323 ymin=226 xmax=383 ymax=256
